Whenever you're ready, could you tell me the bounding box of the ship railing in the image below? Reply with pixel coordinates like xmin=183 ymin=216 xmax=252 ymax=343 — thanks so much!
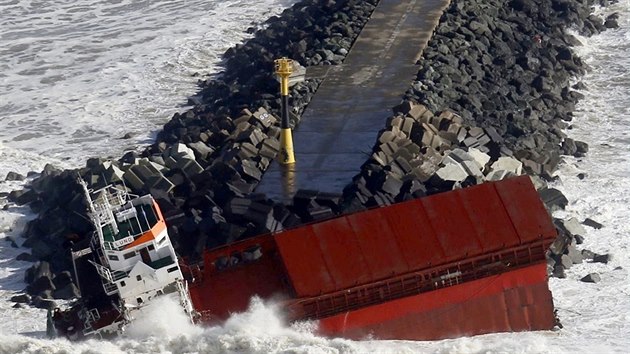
xmin=111 ymin=270 xmax=128 ymax=282
xmin=89 ymin=238 xmax=109 ymax=268
xmin=81 ymin=308 xmax=101 ymax=336
xmin=288 ymin=238 xmax=551 ymax=321
xmin=176 ymin=280 xmax=196 ymax=321
xmin=88 ymin=260 xmax=120 ymax=296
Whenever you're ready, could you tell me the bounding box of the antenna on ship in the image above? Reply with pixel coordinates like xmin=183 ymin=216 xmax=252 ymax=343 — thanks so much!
xmin=274 ymin=57 xmax=304 ymax=164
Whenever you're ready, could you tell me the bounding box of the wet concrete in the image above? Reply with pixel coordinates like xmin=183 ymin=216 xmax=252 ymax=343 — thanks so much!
xmin=256 ymin=0 xmax=451 ymax=202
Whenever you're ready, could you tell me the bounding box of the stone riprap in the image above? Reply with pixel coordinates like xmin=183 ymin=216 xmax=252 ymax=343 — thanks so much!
xmin=6 ymin=0 xmax=613 ymax=305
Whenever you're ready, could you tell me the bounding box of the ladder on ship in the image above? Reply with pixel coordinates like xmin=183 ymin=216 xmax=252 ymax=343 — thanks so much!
xmin=81 ymin=308 xmax=101 ymax=337
xmin=88 ymin=260 xmax=118 ymax=295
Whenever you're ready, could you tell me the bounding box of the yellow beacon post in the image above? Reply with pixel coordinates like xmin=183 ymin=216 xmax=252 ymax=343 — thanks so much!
xmin=274 ymin=58 xmax=296 ymax=165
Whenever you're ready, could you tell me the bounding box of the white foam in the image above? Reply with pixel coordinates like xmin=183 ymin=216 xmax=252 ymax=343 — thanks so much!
xmin=0 ymin=0 xmax=296 ymax=167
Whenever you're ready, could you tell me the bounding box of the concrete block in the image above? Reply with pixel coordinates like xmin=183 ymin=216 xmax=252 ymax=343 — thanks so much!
xmin=593 ymin=253 xmax=612 ymax=264
xmin=308 ymin=206 xmax=335 ymax=221
xmin=422 ymin=122 xmax=439 ymax=135
xmin=393 ymin=100 xmax=414 ymax=116
xmin=233 ymin=115 xmax=250 ymax=127
xmin=442 ymin=148 xmax=474 ymax=165
xmin=420 ymin=109 xmax=434 ymax=125
xmin=468 ymin=147 xmax=491 ymax=171
xmin=122 ymin=170 xmax=145 ymax=191
xmin=168 ymin=143 xmax=196 ymax=161
xmin=178 ymin=159 xmax=203 ymax=177
xmin=130 ymin=165 xmax=157 ymax=182
xmin=477 ymin=134 xmax=491 ymax=146
xmin=140 ymin=160 xmax=167 ymax=174
xmin=461 ymin=160 xmax=484 ymax=179
xmin=421 ymin=130 xmax=434 ymax=148
xmin=562 ymin=218 xmax=587 ymax=239
xmin=447 ymin=122 xmax=463 ymax=135
xmin=560 ymin=254 xmax=573 ymax=269
xmin=258 ymin=157 xmax=270 ymax=171
xmin=237 ymin=142 xmax=258 ymax=160
xmin=438 ymin=131 xmax=459 ymax=144
xmin=581 ymin=249 xmax=596 ymax=260
xmin=163 ymin=155 xmax=179 ymax=169
xmin=393 ymin=146 xmax=414 ymax=162
xmin=583 ymin=218 xmax=603 ymax=229
xmin=485 ymin=170 xmax=513 ymax=181
xmin=463 ymin=136 xmax=480 ymax=148
xmin=315 ymin=192 xmax=342 ymax=212
xmin=240 ymin=160 xmax=262 ymax=181
xmin=226 ymin=180 xmax=255 ymax=196
xmin=149 ymin=154 xmax=166 ymax=166
xmin=393 ymin=156 xmax=413 ymax=175
xmin=405 ymin=142 xmax=421 ymax=156
xmin=540 ymin=188 xmax=569 ymax=211
xmin=381 ymin=174 xmax=404 ymax=196
xmin=379 ymin=131 xmax=397 ymax=144
xmin=259 ymin=138 xmax=280 ymax=159
xmin=380 ymin=142 xmax=398 ymax=156
xmin=388 ymin=116 xmax=404 ymax=130
xmin=430 ymin=134 xmax=447 ymax=151
xmin=484 ymin=126 xmax=503 ymax=143
xmin=104 ymin=164 xmax=125 ymax=184
xmin=580 ymin=273 xmax=601 ymax=283
xmin=187 ymin=141 xmax=215 ymax=160
xmin=457 ymin=127 xmax=468 ymax=143
xmin=407 ymin=103 xmax=428 ymax=121
xmin=371 ymin=192 xmax=394 ymax=207
xmin=435 ymin=163 xmax=469 ymax=182
xmin=490 ymin=156 xmax=523 ymax=175
xmin=401 ymin=118 xmax=415 ymax=136
xmin=468 ymin=127 xmax=485 ymax=138
xmin=566 ymin=244 xmax=583 ymax=264
xmin=251 ymin=108 xmax=277 ymax=128
xmin=151 ymin=175 xmax=175 ymax=194
xmin=267 ymin=126 xmax=281 ymax=139
xmin=522 ymin=159 xmax=542 ymax=175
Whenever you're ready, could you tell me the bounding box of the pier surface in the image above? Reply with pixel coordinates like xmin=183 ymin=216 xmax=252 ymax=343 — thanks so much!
xmin=256 ymin=0 xmax=451 ymax=201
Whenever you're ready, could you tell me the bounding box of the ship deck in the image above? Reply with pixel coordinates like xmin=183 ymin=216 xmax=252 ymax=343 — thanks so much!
xmin=102 ymin=203 xmax=158 ymax=243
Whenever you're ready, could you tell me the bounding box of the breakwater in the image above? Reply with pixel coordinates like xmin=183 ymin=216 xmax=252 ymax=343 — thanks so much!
xmin=6 ymin=0 xmax=617 ymax=312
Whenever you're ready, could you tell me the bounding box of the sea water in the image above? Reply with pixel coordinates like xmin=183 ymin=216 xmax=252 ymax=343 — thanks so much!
xmin=1 ymin=1 xmax=629 ymax=353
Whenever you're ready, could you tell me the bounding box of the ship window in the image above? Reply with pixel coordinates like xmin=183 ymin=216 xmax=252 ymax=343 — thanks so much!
xmin=148 ymin=244 xmax=155 ymax=251
xmin=137 ymin=297 xmax=143 ymax=304
xmin=123 ymin=252 xmax=135 ymax=260
xmin=108 ymin=255 xmax=119 ymax=261
xmin=136 ymin=275 xmax=142 ymax=281
xmin=167 ymin=266 xmax=178 ymax=273
xmin=120 ymin=281 xmax=126 ymax=287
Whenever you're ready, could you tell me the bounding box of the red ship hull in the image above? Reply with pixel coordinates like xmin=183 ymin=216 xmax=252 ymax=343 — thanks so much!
xmin=184 ymin=176 xmax=558 ymax=340
xmin=317 ymin=263 xmax=554 ymax=340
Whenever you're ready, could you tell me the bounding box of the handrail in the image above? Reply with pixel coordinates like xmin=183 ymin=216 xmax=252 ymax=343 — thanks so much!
xmin=286 ymin=238 xmax=551 ymax=321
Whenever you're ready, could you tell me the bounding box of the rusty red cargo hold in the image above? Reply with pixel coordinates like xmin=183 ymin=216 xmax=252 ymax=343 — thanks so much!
xmin=184 ymin=176 xmax=558 ymax=340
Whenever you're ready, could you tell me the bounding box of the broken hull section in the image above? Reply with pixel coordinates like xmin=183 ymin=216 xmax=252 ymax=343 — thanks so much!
xmin=185 ymin=176 xmax=558 ymax=340
xmin=317 ymin=263 xmax=555 ymax=340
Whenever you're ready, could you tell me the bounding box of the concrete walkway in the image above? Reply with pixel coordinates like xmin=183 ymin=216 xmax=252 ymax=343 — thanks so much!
xmin=256 ymin=0 xmax=451 ymax=201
